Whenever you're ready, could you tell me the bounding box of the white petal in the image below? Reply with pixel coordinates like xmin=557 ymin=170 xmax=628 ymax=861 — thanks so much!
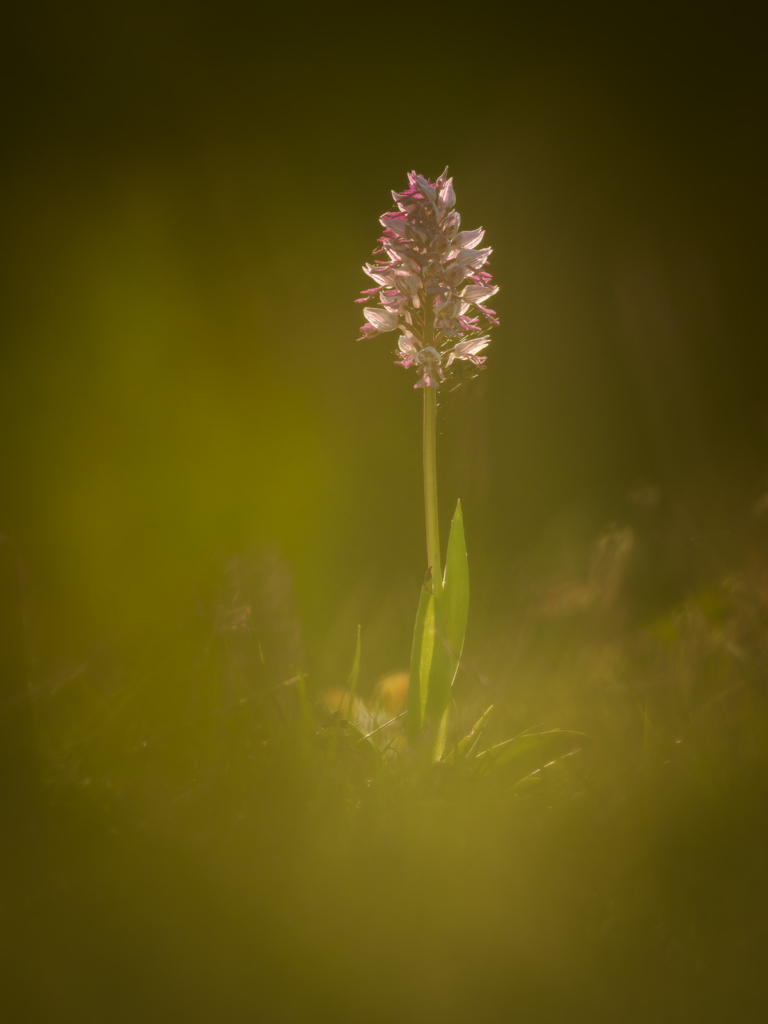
xmin=454 ymin=227 xmax=485 ymax=250
xmin=363 ymin=307 xmax=400 ymax=332
xmin=452 ymin=246 xmax=492 ymax=269
xmin=438 ymin=177 xmax=455 ymax=208
xmin=379 ymin=215 xmax=409 ymax=237
xmin=441 ymin=210 xmax=461 ymax=237
xmin=460 ymin=284 xmax=499 ymax=305
xmin=394 ymin=270 xmax=421 ymax=295
xmin=414 ymin=174 xmax=437 ymax=202
xmin=363 ymin=264 xmax=395 ymax=287
xmin=446 ymin=337 xmax=490 ymax=366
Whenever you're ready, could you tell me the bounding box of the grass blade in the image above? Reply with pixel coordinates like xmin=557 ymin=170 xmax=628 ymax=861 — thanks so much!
xmin=442 ymin=704 xmax=494 ymax=765
xmin=474 ymin=729 xmax=587 ymax=778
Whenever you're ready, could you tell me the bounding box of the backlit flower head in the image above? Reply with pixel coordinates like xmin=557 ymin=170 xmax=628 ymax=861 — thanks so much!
xmin=357 ymin=169 xmax=499 ymax=388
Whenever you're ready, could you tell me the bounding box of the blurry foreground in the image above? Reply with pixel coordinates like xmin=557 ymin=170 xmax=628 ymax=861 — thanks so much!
xmin=3 ymin=507 xmax=768 ymax=1023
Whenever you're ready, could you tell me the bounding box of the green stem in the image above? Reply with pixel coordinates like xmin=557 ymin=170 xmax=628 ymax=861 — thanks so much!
xmin=423 ymin=385 xmax=442 ymax=600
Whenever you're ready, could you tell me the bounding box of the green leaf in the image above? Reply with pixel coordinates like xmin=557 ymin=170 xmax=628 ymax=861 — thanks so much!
xmin=423 ymin=501 xmax=469 ymax=760
xmin=442 ymin=500 xmax=469 ymax=664
xmin=407 ymin=569 xmax=435 ymax=740
xmin=460 ymin=704 xmax=494 ymax=757
xmin=423 ymin=596 xmax=453 ymax=753
xmin=406 ymin=502 xmax=470 ymax=760
xmin=474 ymin=729 xmax=588 ymax=779
xmin=431 ymin=704 xmax=451 ymax=764
xmin=448 ymin=704 xmax=495 ymax=764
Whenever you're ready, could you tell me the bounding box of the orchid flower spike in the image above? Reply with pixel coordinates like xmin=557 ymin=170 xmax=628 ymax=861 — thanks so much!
xmin=357 ymin=169 xmax=499 ymax=388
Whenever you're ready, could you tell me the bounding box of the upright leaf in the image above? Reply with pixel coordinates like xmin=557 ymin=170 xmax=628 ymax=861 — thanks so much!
xmin=423 ymin=501 xmax=469 ymax=759
xmin=423 ymin=594 xmax=453 ymax=746
xmin=407 ymin=570 xmax=435 ymax=740
xmin=407 ymin=503 xmax=470 ymax=760
xmin=442 ymin=500 xmax=469 ymax=664
xmin=431 ymin=704 xmax=451 ymax=764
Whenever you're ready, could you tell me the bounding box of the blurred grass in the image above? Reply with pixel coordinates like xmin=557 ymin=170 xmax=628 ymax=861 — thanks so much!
xmin=4 ymin=508 xmax=768 ymax=1022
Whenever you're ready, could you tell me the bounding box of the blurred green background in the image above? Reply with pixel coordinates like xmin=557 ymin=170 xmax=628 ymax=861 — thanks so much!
xmin=3 ymin=3 xmax=766 ymax=681
xmin=3 ymin=5 xmax=768 ymax=1023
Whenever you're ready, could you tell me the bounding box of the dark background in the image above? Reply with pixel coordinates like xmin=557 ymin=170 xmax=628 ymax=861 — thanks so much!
xmin=3 ymin=8 xmax=768 ymax=1023
xmin=2 ymin=2 xmax=767 ymax=685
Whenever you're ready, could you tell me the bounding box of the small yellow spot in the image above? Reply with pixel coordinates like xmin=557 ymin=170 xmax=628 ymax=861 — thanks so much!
xmin=374 ymin=671 xmax=410 ymax=715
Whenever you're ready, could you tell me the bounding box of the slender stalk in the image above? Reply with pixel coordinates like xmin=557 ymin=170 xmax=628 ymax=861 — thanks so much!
xmin=423 ymin=386 xmax=442 ymax=600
